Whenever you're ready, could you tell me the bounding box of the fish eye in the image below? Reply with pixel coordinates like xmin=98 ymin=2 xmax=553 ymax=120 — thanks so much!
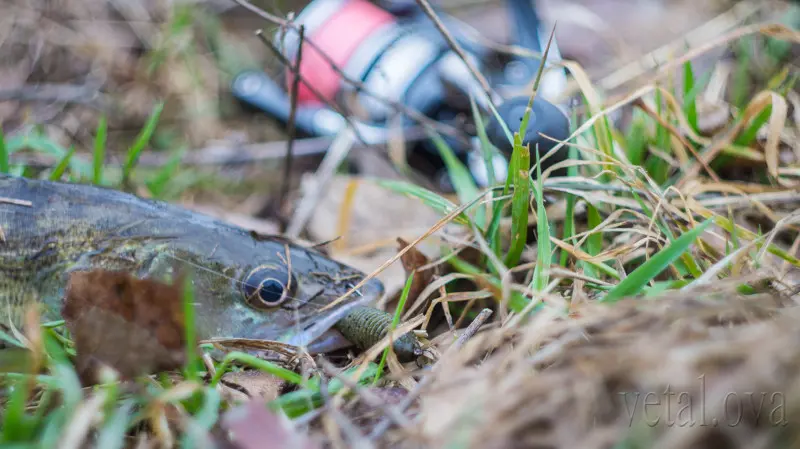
xmin=241 ymin=265 xmax=294 ymax=308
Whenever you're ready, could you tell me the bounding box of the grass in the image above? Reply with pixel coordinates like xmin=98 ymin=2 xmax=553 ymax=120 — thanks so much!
xmin=0 ymin=2 xmax=799 ymax=448
xmin=600 ymin=218 xmax=713 ymax=303
xmin=122 ymin=102 xmax=165 ymax=188
xmin=373 ymin=271 xmax=415 ymax=385
xmin=92 ymin=115 xmax=107 ymax=186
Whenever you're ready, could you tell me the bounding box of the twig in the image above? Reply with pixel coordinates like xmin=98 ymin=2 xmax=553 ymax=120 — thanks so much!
xmin=0 ymin=197 xmax=33 ymax=207
xmin=278 ymin=25 xmax=305 ymax=233
xmin=412 ymin=0 xmax=498 ymax=108
xmin=369 ymin=307 xmax=493 ymax=439
xmin=254 ymin=29 xmax=372 ymax=147
xmin=231 ymin=0 xmax=290 ymax=25
xmin=453 ymin=308 xmax=493 ymax=349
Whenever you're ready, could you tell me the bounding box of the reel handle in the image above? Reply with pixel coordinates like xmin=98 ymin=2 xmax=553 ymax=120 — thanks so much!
xmin=231 ymin=69 xmax=398 ymax=145
xmin=231 ymin=70 xmax=325 ymax=136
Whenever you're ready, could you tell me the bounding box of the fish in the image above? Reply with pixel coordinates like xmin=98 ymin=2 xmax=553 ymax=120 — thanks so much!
xmin=0 ymin=174 xmax=422 ymax=361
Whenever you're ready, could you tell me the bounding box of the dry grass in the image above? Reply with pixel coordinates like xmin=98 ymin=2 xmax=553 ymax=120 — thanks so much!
xmin=394 ymin=285 xmax=800 ymax=449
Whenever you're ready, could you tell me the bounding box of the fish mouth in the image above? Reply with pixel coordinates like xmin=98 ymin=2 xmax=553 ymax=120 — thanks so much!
xmin=281 ymin=275 xmax=385 ymax=348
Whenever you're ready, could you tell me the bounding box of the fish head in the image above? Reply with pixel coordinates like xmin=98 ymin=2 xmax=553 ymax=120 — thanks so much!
xmin=142 ymin=234 xmax=384 ymax=346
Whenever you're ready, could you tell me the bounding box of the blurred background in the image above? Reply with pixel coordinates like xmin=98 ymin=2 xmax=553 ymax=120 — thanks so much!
xmin=1 ymin=3 xmax=799 ymax=446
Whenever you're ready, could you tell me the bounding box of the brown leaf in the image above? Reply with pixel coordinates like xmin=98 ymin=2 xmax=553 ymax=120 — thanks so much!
xmin=397 ymin=237 xmax=437 ymax=309
xmin=220 ymin=370 xmax=286 ymax=403
xmin=222 ymin=400 xmax=321 ymax=449
xmin=62 ymin=269 xmax=191 ymax=384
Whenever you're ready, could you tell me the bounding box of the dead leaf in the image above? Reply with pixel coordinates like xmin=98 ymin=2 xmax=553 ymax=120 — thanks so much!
xmin=396 ymin=237 xmax=437 ymax=313
xmin=220 ymin=370 xmax=286 ymax=403
xmin=222 ymin=400 xmax=321 ymax=449
xmin=62 ymin=269 xmax=191 ymax=384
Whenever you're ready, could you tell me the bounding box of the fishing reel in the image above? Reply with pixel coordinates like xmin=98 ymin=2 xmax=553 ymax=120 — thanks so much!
xmin=231 ymin=0 xmax=571 ymax=190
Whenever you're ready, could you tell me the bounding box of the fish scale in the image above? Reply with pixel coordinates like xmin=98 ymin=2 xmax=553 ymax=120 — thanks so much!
xmin=0 ymin=174 xmax=422 ymax=362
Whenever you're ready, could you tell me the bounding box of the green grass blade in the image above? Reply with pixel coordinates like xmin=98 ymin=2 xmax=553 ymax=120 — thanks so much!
xmin=470 ymin=94 xmax=498 ymax=188
xmin=470 ymin=92 xmax=504 ymax=269
xmin=48 ymin=146 xmax=75 ymax=181
xmin=123 ymin=102 xmax=164 ymax=183
xmin=95 ymin=401 xmax=134 ymax=449
xmin=374 ymin=270 xmax=415 ymax=385
xmin=270 ymin=363 xmax=378 ymax=418
xmin=559 ymin=197 xmax=576 ymax=268
xmin=649 ymin=89 xmax=671 ymax=185
xmin=429 ymin=130 xmax=485 ymax=227
xmin=1 ymin=373 xmax=33 ymax=442
xmin=731 ymin=37 xmax=753 ymax=108
xmin=504 ymin=140 xmax=530 ymax=268
xmin=486 ymin=198 xmax=506 ymax=261
xmin=146 ymin=147 xmax=186 ymax=199
xmin=559 ymin=116 xmax=580 ymax=268
xmin=531 ymin=147 xmax=550 ymax=292
xmin=580 ymin=203 xmax=603 ymax=279
xmin=625 ymin=111 xmax=648 ymax=167
xmin=0 ymin=328 xmax=25 ymax=349
xmin=683 ymin=68 xmax=714 ymax=118
xmin=0 ymin=127 xmax=9 ymax=174
xmin=735 ymin=105 xmax=771 ymax=147
xmin=683 ymin=60 xmax=699 ymax=134
xmin=38 ymin=408 xmax=66 ymax=448
xmin=182 ymin=275 xmax=199 ymax=381
xmin=93 ymin=115 xmax=107 ymax=185
xmin=181 ymin=388 xmax=221 ymax=448
xmin=601 ymin=219 xmax=712 ymax=303
xmin=210 ymin=352 xmax=305 ymax=387
xmin=192 ymin=388 xmax=221 ymax=428
xmin=5 ymin=133 xmax=91 ymax=178
xmin=485 ymin=137 xmax=521 ymax=258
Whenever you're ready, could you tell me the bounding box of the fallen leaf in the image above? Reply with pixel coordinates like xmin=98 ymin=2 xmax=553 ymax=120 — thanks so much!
xmin=62 ymin=269 xmax=191 ymax=384
xmin=222 ymin=400 xmax=321 ymax=449
xmin=397 ymin=237 xmax=437 ymax=308
xmin=220 ymin=370 xmax=286 ymax=403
